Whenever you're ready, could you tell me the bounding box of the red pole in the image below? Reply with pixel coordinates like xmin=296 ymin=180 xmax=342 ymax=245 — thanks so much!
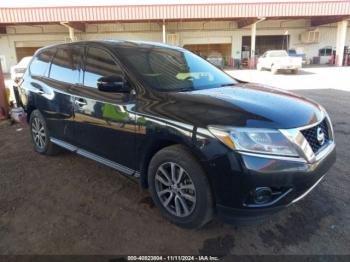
xmin=0 ymin=62 xmax=9 ymax=120
xmin=335 ymin=55 xmax=339 ymax=66
xmin=248 ymin=57 xmax=255 ymax=69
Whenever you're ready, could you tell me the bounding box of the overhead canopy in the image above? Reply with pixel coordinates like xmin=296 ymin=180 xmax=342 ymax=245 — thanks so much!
xmin=0 ymin=1 xmax=350 ymax=24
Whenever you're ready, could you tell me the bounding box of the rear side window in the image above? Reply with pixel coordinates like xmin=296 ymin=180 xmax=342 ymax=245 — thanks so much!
xmin=84 ymin=47 xmax=122 ymax=89
xmin=49 ymin=47 xmax=81 ymax=84
xmin=29 ymin=49 xmax=55 ymax=77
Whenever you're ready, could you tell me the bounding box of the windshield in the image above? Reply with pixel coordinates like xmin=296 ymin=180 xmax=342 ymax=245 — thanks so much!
xmin=116 ymin=46 xmax=237 ymax=92
xmin=269 ymin=51 xmax=288 ymax=57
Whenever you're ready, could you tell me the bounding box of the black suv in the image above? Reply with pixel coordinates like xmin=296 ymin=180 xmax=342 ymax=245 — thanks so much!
xmin=18 ymin=41 xmax=336 ymax=228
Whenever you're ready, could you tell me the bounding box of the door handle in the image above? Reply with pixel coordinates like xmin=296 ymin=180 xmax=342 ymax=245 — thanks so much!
xmin=75 ymin=98 xmax=87 ymax=107
xmin=31 ymin=82 xmax=45 ymax=95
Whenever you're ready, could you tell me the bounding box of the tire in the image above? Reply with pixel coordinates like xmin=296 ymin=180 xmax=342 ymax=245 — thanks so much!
xmin=29 ymin=109 xmax=60 ymax=155
xmin=271 ymin=65 xmax=278 ymax=74
xmin=148 ymin=145 xmax=214 ymax=229
xmin=291 ymin=69 xmax=298 ymax=74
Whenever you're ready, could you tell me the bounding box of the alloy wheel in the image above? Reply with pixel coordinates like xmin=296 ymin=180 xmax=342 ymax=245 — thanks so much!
xmin=31 ymin=117 xmax=46 ymax=149
xmin=155 ymin=162 xmax=196 ymax=217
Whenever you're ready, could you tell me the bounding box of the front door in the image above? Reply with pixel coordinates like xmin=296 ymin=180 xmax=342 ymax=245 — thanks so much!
xmin=72 ymin=46 xmax=137 ymax=170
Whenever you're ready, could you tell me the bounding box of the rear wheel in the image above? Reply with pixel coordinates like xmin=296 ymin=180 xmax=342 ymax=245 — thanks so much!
xmin=291 ymin=69 xmax=298 ymax=74
xmin=29 ymin=110 xmax=60 ymax=155
xmin=148 ymin=145 xmax=214 ymax=229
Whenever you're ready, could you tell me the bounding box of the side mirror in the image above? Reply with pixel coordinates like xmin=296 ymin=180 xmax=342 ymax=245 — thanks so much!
xmin=97 ymin=75 xmax=129 ymax=93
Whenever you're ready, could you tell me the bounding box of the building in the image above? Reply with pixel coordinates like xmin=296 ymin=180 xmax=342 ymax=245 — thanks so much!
xmin=0 ymin=0 xmax=350 ymax=73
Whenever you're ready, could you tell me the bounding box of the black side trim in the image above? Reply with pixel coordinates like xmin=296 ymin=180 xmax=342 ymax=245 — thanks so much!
xmin=50 ymin=137 xmax=139 ymax=177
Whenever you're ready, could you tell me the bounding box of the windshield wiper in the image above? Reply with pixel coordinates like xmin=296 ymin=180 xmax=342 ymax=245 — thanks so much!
xmin=176 ymin=87 xmax=195 ymax=92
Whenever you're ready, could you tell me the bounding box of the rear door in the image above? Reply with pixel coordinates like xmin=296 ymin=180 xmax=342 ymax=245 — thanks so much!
xmin=72 ymin=45 xmax=137 ymax=171
xmin=20 ymin=48 xmax=55 ymax=124
xmin=42 ymin=45 xmax=83 ymax=142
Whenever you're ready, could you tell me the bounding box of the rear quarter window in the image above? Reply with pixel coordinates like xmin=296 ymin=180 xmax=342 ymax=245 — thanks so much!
xmin=29 ymin=49 xmax=55 ymax=77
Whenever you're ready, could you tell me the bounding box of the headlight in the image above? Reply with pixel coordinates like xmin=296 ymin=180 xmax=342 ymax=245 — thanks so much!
xmin=208 ymin=126 xmax=299 ymax=157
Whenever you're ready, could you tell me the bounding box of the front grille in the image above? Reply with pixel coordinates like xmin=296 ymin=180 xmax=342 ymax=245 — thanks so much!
xmin=300 ymin=119 xmax=329 ymax=153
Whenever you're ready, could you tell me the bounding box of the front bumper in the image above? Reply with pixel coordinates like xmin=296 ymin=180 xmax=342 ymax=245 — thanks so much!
xmin=277 ymin=64 xmax=301 ymax=70
xmin=205 ymin=143 xmax=336 ymax=224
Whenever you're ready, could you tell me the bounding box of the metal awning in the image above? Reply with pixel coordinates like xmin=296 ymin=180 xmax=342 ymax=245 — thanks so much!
xmin=0 ymin=1 xmax=350 ymax=24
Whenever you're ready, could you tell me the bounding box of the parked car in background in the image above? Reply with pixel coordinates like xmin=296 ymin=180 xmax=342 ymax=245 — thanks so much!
xmin=206 ymin=52 xmax=224 ymax=68
xmin=18 ymin=41 xmax=335 ymax=228
xmin=257 ymin=50 xmax=302 ymax=74
xmin=288 ymin=49 xmax=307 ymax=64
xmin=11 ymin=56 xmax=32 ymax=83
xmin=318 ymin=46 xmax=335 ymax=64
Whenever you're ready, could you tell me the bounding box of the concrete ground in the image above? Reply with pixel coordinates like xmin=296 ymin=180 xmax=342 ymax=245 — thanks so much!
xmin=0 ymin=67 xmax=349 ymax=256
xmin=226 ymin=66 xmax=350 ymax=92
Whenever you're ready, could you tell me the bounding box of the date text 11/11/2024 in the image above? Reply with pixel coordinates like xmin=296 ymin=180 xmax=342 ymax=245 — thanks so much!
xmin=126 ymin=255 xmax=220 ymax=261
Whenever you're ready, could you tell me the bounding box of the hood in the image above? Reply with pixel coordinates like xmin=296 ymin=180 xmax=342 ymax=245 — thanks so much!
xmin=138 ymin=83 xmax=325 ymax=129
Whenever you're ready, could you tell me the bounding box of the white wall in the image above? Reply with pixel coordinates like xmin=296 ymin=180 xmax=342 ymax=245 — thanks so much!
xmin=0 ymin=20 xmax=349 ymax=73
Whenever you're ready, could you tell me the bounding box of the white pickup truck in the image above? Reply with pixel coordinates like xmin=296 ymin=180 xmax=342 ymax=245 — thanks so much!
xmin=257 ymin=50 xmax=302 ymax=74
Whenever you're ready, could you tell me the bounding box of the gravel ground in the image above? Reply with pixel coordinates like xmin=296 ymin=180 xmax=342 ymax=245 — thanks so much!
xmin=0 ymin=88 xmax=349 ymax=256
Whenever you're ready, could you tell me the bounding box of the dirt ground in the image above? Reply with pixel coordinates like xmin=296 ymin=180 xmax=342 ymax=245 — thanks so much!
xmin=0 ymin=89 xmax=349 ymax=256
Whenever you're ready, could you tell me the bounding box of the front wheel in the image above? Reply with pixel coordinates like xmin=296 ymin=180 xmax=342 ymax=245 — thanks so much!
xmin=271 ymin=65 xmax=279 ymax=74
xmin=148 ymin=145 xmax=214 ymax=229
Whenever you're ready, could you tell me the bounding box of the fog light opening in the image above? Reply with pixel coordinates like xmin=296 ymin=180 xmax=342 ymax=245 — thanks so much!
xmin=253 ymin=187 xmax=273 ymax=204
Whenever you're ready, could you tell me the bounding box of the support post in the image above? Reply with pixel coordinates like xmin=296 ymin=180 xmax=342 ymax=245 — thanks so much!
xmin=249 ymin=22 xmax=257 ymax=69
xmin=335 ymin=20 xmax=348 ymax=66
xmin=68 ymin=27 xmax=75 ymax=42
xmin=162 ymin=20 xmax=166 ymax=44
xmin=60 ymin=22 xmax=85 ymax=42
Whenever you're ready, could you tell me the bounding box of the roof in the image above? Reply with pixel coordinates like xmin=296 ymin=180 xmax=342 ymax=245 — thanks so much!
xmin=1 ymin=1 xmax=350 ymax=24
xmin=35 ymin=40 xmax=184 ymax=54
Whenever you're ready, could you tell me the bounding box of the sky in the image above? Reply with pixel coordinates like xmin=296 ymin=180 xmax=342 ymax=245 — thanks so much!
xmin=0 ymin=0 xmax=340 ymax=8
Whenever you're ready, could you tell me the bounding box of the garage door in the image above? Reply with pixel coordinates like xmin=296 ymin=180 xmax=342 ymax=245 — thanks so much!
xmin=184 ymin=43 xmax=232 ymax=67
xmin=242 ymin=35 xmax=290 ymax=57
xmin=16 ymin=47 xmax=42 ymax=62
xmin=15 ymin=40 xmax=63 ymax=62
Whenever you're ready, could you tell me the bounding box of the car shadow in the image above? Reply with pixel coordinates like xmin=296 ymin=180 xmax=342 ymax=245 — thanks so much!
xmin=272 ymin=69 xmax=315 ymax=75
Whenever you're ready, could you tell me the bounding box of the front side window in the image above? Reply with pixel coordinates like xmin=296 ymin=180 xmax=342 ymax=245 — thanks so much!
xmin=288 ymin=50 xmax=297 ymax=56
xmin=29 ymin=49 xmax=55 ymax=77
xmin=84 ymin=47 xmax=123 ymax=89
xmin=116 ymin=46 xmax=237 ymax=92
xmin=49 ymin=47 xmax=81 ymax=84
